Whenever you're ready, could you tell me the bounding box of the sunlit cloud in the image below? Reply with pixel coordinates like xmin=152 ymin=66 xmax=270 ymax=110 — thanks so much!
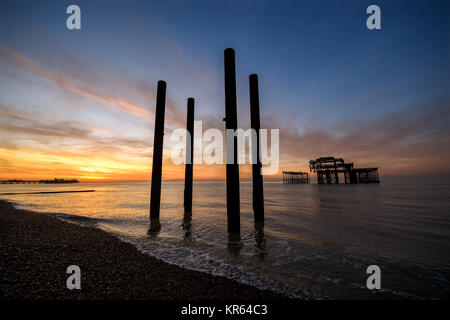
xmin=0 ymin=45 xmax=185 ymax=127
xmin=1 ymin=31 xmax=449 ymax=182
xmin=270 ymin=97 xmax=450 ymax=176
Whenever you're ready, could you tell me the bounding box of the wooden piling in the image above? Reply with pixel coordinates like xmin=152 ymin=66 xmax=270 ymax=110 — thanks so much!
xmin=150 ymin=80 xmax=166 ymax=220
xmin=183 ymin=98 xmax=195 ymax=213
xmin=249 ymin=74 xmax=264 ymax=222
xmin=224 ymin=48 xmax=240 ymax=233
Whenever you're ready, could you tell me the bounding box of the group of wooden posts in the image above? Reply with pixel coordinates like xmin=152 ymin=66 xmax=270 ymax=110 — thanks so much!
xmin=149 ymin=48 xmax=264 ymax=233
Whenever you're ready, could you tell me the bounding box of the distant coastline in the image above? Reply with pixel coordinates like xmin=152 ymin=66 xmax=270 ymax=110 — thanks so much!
xmin=0 ymin=178 xmax=79 ymax=184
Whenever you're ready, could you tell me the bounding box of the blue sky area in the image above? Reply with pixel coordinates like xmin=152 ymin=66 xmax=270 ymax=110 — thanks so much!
xmin=0 ymin=0 xmax=449 ymax=179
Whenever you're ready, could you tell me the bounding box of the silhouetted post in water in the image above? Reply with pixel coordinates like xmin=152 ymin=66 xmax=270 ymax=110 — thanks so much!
xmin=254 ymin=221 xmax=267 ymax=257
xmin=148 ymin=219 xmax=161 ymax=238
xmin=227 ymin=232 xmax=242 ymax=257
xmin=150 ymin=80 xmax=166 ymax=220
xmin=224 ymin=48 xmax=240 ymax=233
xmin=249 ymin=74 xmax=264 ymax=222
xmin=182 ymin=211 xmax=192 ymax=241
xmin=183 ymin=98 xmax=195 ymax=212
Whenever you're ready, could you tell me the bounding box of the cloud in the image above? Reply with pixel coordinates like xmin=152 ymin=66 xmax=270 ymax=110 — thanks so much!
xmin=0 ymin=106 xmax=31 ymax=120
xmin=0 ymin=45 xmax=185 ymax=127
xmin=1 ymin=44 xmax=449 ymax=179
xmin=0 ymin=108 xmax=152 ymax=158
xmin=271 ymin=97 xmax=450 ymax=175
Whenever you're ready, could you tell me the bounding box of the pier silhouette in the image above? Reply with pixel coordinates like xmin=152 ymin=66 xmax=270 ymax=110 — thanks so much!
xmin=310 ymin=156 xmax=380 ymax=184
xmin=0 ymin=178 xmax=79 ymax=184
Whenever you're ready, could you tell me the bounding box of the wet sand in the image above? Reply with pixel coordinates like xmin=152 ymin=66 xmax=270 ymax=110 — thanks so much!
xmin=0 ymin=200 xmax=288 ymax=300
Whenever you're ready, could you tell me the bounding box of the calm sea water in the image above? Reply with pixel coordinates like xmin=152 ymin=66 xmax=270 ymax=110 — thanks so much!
xmin=1 ymin=178 xmax=449 ymax=299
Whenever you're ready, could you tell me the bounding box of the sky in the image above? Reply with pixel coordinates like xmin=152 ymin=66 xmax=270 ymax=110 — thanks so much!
xmin=0 ymin=0 xmax=449 ymax=181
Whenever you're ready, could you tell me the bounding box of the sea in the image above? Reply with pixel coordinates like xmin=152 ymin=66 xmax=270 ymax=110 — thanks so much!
xmin=1 ymin=177 xmax=449 ymax=299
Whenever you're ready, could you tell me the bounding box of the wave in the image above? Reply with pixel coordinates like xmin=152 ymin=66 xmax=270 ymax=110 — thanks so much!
xmin=4 ymin=200 xmax=314 ymax=298
xmin=109 ymin=231 xmax=318 ymax=299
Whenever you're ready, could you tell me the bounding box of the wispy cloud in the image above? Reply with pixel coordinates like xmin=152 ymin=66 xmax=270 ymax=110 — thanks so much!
xmin=0 ymin=45 xmax=185 ymax=127
xmin=271 ymin=97 xmax=450 ymax=175
xmin=0 ymin=107 xmax=151 ymax=155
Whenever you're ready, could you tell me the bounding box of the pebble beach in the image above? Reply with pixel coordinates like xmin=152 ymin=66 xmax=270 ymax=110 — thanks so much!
xmin=0 ymin=200 xmax=287 ymax=300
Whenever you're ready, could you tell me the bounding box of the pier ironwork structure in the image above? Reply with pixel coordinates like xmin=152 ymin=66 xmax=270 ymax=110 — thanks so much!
xmin=309 ymin=156 xmax=380 ymax=184
xmin=0 ymin=179 xmax=79 ymax=184
xmin=282 ymin=171 xmax=309 ymax=184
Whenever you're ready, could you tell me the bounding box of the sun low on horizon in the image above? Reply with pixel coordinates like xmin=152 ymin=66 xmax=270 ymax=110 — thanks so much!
xmin=1 ymin=0 xmax=449 ymax=182
xmin=2 ymin=0 xmax=450 ymax=305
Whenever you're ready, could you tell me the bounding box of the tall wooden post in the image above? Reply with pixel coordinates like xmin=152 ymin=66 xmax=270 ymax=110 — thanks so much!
xmin=183 ymin=98 xmax=195 ymax=212
xmin=224 ymin=48 xmax=240 ymax=233
xmin=150 ymin=80 xmax=166 ymax=220
xmin=249 ymin=74 xmax=264 ymax=221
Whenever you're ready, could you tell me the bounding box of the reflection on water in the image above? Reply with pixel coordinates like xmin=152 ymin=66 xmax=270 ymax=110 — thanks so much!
xmin=1 ymin=178 xmax=450 ymax=299
xmin=227 ymin=232 xmax=243 ymax=257
xmin=182 ymin=211 xmax=193 ymax=241
xmin=148 ymin=219 xmax=161 ymax=238
xmin=254 ymin=221 xmax=267 ymax=258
